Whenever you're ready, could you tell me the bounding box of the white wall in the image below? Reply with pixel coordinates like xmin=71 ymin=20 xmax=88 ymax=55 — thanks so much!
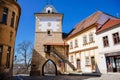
xmin=67 ymin=27 xmax=97 ymax=53
xmin=97 ymin=25 xmax=120 ymax=73
xmin=36 ymin=16 xmax=62 ymax=32
xmin=67 ymin=27 xmax=99 ymax=73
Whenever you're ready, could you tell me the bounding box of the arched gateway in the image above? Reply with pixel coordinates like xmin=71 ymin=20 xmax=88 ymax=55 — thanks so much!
xmin=42 ymin=59 xmax=57 ymax=76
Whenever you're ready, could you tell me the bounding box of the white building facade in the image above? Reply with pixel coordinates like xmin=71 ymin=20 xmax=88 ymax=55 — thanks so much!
xmin=96 ymin=19 xmax=120 ymax=73
xmin=66 ymin=11 xmax=119 ymax=73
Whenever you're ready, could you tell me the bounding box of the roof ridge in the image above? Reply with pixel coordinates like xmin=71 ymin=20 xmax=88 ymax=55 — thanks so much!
xmin=74 ymin=11 xmax=102 ymax=28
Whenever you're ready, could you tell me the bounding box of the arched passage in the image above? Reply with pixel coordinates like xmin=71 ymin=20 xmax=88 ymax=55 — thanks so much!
xmin=42 ymin=59 xmax=57 ymax=76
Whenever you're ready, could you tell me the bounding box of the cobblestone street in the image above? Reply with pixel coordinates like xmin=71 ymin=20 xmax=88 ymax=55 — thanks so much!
xmin=13 ymin=73 xmax=120 ymax=80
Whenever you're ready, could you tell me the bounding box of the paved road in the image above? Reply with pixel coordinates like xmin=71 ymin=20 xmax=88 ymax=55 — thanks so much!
xmin=13 ymin=73 xmax=120 ymax=80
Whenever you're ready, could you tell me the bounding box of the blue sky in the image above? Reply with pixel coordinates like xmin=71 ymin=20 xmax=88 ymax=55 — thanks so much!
xmin=16 ymin=0 xmax=120 ymax=46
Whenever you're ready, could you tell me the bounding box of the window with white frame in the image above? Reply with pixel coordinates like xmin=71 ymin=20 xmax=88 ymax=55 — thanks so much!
xmin=112 ymin=32 xmax=120 ymax=44
xmin=89 ymin=33 xmax=94 ymax=42
xmin=70 ymin=41 xmax=73 ymax=49
xmin=85 ymin=57 xmax=90 ymax=65
xmin=75 ymin=39 xmax=78 ymax=48
xmin=70 ymin=55 xmax=74 ymax=63
xmin=103 ymin=36 xmax=109 ymax=47
xmin=83 ymin=35 xmax=87 ymax=44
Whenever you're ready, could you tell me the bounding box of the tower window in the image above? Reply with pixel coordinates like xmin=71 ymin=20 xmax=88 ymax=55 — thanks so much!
xmin=47 ymin=30 xmax=52 ymax=36
xmin=2 ymin=7 xmax=8 ymax=24
xmin=10 ymin=12 xmax=15 ymax=27
xmin=48 ymin=10 xmax=50 ymax=13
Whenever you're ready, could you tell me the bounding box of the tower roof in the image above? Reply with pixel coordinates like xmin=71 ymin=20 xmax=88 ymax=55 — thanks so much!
xmin=41 ymin=5 xmax=58 ymax=13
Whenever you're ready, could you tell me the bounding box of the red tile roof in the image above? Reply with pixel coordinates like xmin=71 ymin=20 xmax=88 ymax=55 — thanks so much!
xmin=66 ymin=11 xmax=102 ymax=39
xmin=97 ymin=19 xmax=120 ymax=33
xmin=66 ymin=11 xmax=118 ymax=40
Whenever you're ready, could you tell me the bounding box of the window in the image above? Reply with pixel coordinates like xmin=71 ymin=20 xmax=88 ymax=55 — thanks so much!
xmin=48 ymin=10 xmax=50 ymax=13
xmin=47 ymin=30 xmax=52 ymax=36
xmin=70 ymin=55 xmax=74 ymax=63
xmin=70 ymin=42 xmax=73 ymax=49
xmin=44 ymin=45 xmax=51 ymax=53
xmin=6 ymin=47 xmax=11 ymax=68
xmin=0 ymin=45 xmax=3 ymax=66
xmin=103 ymin=36 xmax=109 ymax=47
xmin=89 ymin=33 xmax=94 ymax=42
xmin=77 ymin=59 xmax=81 ymax=69
xmin=2 ymin=7 xmax=8 ymax=24
xmin=10 ymin=31 xmax=13 ymax=41
xmin=75 ymin=39 xmax=78 ymax=48
xmin=86 ymin=57 xmax=90 ymax=65
xmin=0 ymin=45 xmax=3 ymax=53
xmin=112 ymin=32 xmax=120 ymax=44
xmin=83 ymin=36 xmax=87 ymax=44
xmin=10 ymin=12 xmax=15 ymax=27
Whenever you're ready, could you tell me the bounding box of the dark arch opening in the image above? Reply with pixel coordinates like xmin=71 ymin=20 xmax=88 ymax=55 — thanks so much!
xmin=42 ymin=59 xmax=57 ymax=76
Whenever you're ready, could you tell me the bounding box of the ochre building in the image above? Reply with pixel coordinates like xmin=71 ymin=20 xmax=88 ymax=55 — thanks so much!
xmin=0 ymin=0 xmax=21 ymax=79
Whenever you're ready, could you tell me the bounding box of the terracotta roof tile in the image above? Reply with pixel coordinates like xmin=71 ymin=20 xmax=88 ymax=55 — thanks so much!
xmin=97 ymin=19 xmax=120 ymax=33
xmin=66 ymin=11 xmax=102 ymax=39
xmin=66 ymin=11 xmax=118 ymax=39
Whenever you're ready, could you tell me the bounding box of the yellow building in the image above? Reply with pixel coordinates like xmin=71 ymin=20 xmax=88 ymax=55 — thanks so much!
xmin=0 ymin=0 xmax=21 ymax=79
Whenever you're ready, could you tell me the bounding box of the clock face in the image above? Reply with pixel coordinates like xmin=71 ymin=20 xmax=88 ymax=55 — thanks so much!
xmin=48 ymin=22 xmax=51 ymax=27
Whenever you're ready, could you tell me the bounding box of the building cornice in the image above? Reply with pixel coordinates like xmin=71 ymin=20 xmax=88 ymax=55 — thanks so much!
xmin=69 ymin=46 xmax=98 ymax=54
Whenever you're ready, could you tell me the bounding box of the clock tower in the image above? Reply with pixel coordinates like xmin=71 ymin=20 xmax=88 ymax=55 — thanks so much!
xmin=30 ymin=5 xmax=67 ymax=76
xmin=34 ymin=5 xmax=63 ymax=57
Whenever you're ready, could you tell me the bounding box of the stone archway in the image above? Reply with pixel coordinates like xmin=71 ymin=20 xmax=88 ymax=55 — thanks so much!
xmin=42 ymin=59 xmax=57 ymax=76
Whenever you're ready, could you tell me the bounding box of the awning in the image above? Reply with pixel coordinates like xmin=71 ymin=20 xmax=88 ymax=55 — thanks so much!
xmin=105 ymin=51 xmax=120 ymax=56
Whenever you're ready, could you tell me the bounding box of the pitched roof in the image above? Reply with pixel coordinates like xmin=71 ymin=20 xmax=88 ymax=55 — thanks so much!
xmin=97 ymin=19 xmax=120 ymax=33
xmin=66 ymin=11 xmax=118 ymax=39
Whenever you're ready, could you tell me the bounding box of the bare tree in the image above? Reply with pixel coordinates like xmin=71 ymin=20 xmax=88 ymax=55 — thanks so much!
xmin=16 ymin=41 xmax=33 ymax=73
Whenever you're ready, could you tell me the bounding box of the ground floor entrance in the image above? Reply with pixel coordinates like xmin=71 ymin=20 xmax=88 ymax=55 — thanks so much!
xmin=106 ymin=56 xmax=120 ymax=72
xmin=42 ymin=59 xmax=57 ymax=76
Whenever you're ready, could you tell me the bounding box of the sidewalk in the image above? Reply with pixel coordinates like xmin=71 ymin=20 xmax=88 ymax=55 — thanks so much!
xmin=84 ymin=73 xmax=120 ymax=80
